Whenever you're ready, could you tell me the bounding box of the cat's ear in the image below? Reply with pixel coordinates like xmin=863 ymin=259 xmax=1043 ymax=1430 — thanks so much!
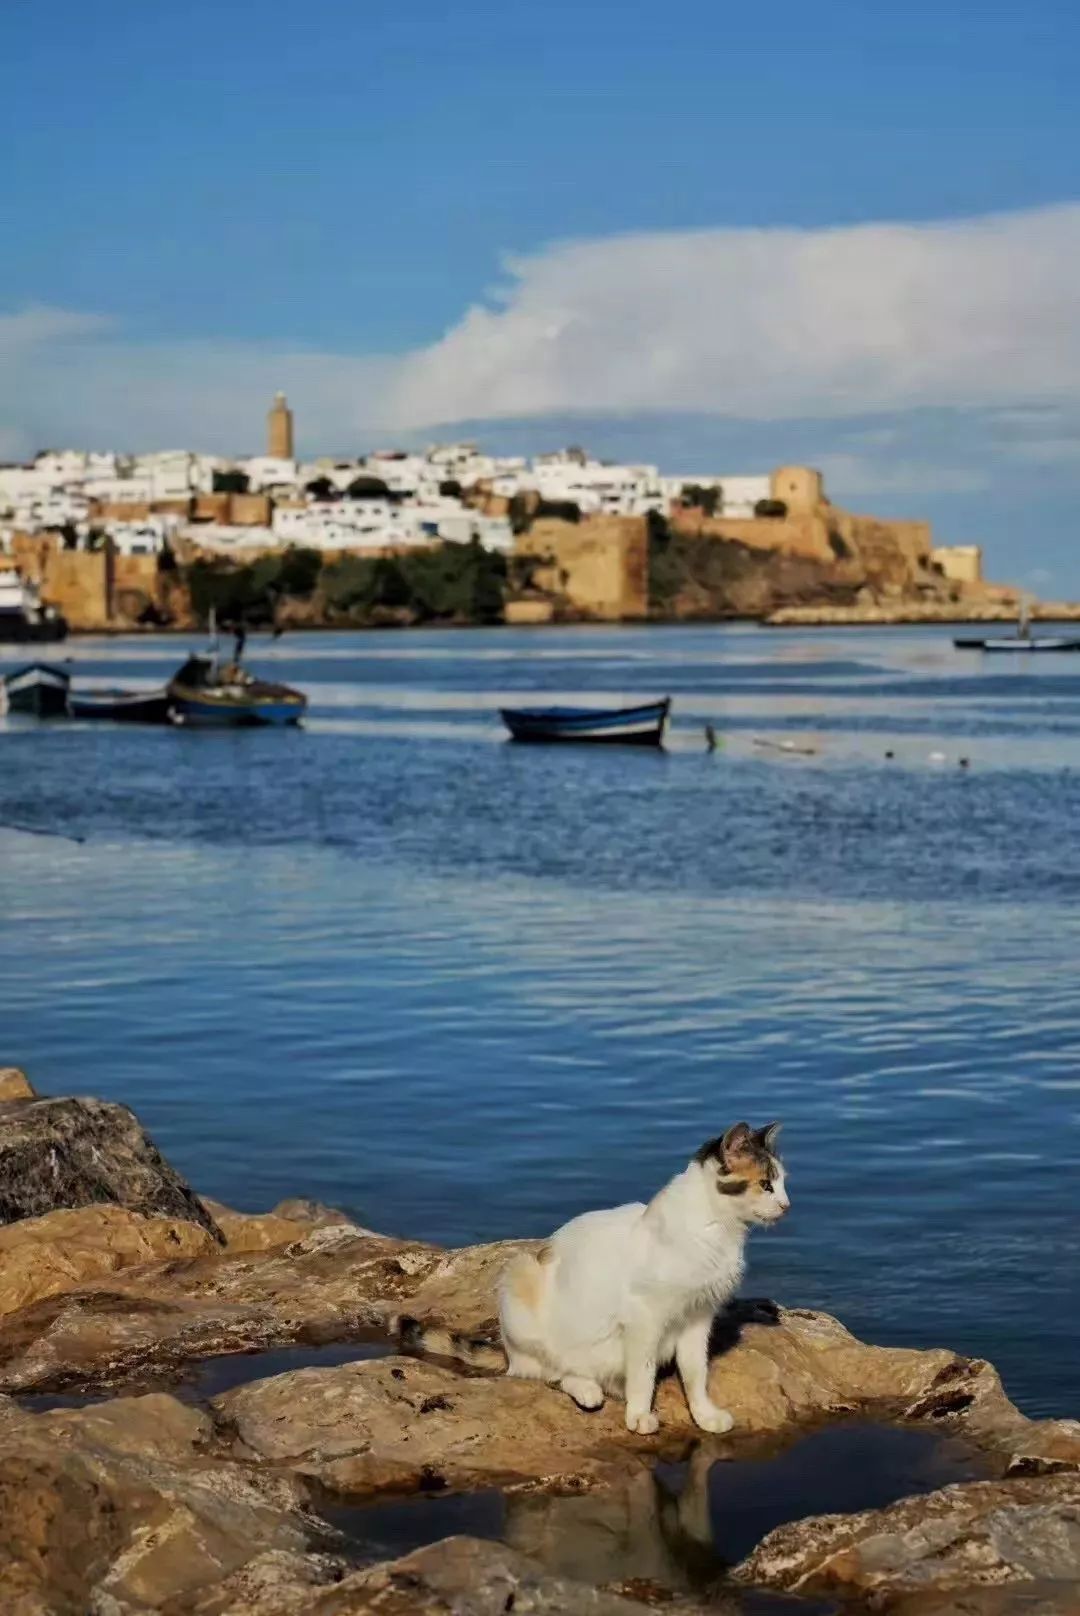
xmin=720 ymin=1122 xmax=754 ymax=1165
xmin=756 ymin=1121 xmax=782 ymax=1153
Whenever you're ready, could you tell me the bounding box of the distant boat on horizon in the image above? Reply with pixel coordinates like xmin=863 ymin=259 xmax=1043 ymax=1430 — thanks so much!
xmin=953 ymin=633 xmax=1080 ymax=653
xmin=954 ymin=594 xmax=1080 ymax=653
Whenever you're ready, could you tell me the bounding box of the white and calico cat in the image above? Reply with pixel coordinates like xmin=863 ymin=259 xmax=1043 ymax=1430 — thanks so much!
xmin=498 ymin=1122 xmax=788 ymax=1435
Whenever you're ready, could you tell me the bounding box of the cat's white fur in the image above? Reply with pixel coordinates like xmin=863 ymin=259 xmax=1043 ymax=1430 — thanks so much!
xmin=498 ymin=1122 xmax=788 ymax=1435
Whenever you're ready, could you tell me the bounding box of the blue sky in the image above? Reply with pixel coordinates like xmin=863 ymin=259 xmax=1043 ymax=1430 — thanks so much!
xmin=4 ymin=0 xmax=1080 ymax=589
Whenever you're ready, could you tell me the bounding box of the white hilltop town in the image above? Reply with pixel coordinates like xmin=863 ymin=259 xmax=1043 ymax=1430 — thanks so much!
xmin=0 ymin=391 xmax=1007 ymax=633
xmin=0 ymin=392 xmax=784 ymax=562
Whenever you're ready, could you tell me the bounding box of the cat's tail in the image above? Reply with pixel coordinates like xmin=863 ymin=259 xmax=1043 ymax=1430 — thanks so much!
xmin=498 ymin=1243 xmax=555 ymax=1380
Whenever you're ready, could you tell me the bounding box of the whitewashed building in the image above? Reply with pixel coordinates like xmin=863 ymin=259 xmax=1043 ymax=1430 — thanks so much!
xmin=239 ymin=456 xmax=301 ymax=492
xmin=103 ymin=515 xmax=176 ymax=555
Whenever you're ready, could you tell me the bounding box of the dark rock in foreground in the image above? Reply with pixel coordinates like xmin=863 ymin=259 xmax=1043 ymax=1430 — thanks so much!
xmin=0 ymin=1094 xmax=222 ymax=1240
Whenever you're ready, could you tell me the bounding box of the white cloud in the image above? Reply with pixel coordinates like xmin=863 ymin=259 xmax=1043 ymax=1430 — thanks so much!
xmin=383 ymin=203 xmax=1080 ymax=427
xmin=0 ymin=305 xmax=111 ymax=351
xmin=3 ymin=202 xmax=1080 ymax=457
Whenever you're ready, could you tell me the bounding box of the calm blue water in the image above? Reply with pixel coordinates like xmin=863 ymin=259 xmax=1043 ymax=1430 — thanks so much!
xmin=2 ymin=625 xmax=1079 ymax=1417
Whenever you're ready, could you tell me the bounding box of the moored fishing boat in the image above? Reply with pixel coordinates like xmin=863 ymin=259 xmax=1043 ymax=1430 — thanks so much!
xmin=953 ymin=634 xmax=1080 ymax=652
xmin=167 ymin=653 xmax=306 ymax=727
xmin=954 ymin=594 xmax=1080 ymax=652
xmin=68 ymin=687 xmax=172 ymax=723
xmin=499 ymin=696 xmax=671 ymax=746
xmin=0 ymin=572 xmax=67 ymax=643
xmin=2 ymin=662 xmax=71 ymax=717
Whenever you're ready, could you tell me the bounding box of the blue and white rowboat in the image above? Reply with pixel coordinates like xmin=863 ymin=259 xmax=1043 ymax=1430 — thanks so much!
xmin=499 ymin=697 xmax=671 ymax=746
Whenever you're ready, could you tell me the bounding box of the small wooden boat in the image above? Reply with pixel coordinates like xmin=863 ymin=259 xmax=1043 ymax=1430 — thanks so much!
xmin=2 ymin=661 xmax=71 ymax=717
xmin=69 ymin=687 xmax=172 ymax=723
xmin=167 ymin=654 xmax=306 ymax=728
xmin=954 ymin=595 xmax=1080 ymax=652
xmin=953 ymin=634 xmax=1080 ymax=653
xmin=500 ymin=697 xmax=671 ymax=746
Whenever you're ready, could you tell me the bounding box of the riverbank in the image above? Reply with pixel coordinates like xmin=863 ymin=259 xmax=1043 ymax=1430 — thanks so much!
xmin=14 ymin=509 xmax=1067 ymax=633
xmin=2 ymin=1069 xmax=1079 ymax=1614
xmin=56 ymin=599 xmax=1080 ymax=636
xmin=767 ymin=601 xmax=1080 ymax=626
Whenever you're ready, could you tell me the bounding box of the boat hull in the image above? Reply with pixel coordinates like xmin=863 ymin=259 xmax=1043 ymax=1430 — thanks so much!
xmin=2 ymin=662 xmax=71 ymax=717
xmin=69 ymin=688 xmax=172 ymax=723
xmin=169 ymin=689 xmax=306 ymax=727
xmin=500 ymin=698 xmax=670 ymax=746
xmin=0 ymin=612 xmax=68 ymax=644
xmin=954 ymin=637 xmax=1080 ymax=652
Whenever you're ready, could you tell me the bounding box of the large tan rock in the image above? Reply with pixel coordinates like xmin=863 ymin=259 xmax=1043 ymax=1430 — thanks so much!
xmin=214 ymin=1334 xmax=1080 ymax=1505
xmin=271 ymin=1198 xmax=359 ymax=1228
xmin=302 ymin=1536 xmax=716 ymax=1615
xmin=0 ymin=1067 xmax=34 ymax=1101
xmin=215 ymin=1355 xmax=647 ymax=1496
xmin=733 ymin=1471 xmax=1080 ymax=1602
xmin=172 ymin=1537 xmax=717 ymax=1616
xmin=0 ymin=1230 xmax=521 ymax=1396
xmin=202 ymin=1197 xmax=363 ymax=1255
xmin=0 ymin=1205 xmax=217 ymax=1317
xmin=0 ymin=1392 xmax=315 ymax=1614
xmin=1 ymin=1221 xmax=1077 ymax=1483
xmin=885 ymin=1592 xmax=1080 ymax=1616
xmin=160 ymin=1549 xmax=347 ymax=1616
xmin=203 ymin=1203 xmax=328 ymax=1254
xmin=0 ymin=1200 xmax=1076 ymax=1614
xmin=693 ymin=1304 xmax=1080 ymax=1470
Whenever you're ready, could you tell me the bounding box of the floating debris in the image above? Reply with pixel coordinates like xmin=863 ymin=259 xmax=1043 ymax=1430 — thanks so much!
xmin=752 ymin=737 xmax=818 ymax=757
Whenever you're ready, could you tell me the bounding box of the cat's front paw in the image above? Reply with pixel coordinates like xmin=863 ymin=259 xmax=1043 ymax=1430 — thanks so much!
xmin=626 ymin=1408 xmax=660 ymax=1435
xmin=692 ymin=1403 xmax=734 ymax=1435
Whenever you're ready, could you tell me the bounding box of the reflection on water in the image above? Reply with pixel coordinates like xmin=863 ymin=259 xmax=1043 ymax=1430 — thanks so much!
xmin=2 ymin=626 xmax=1079 ymax=1416
xmin=329 ymin=1422 xmax=989 ymax=1596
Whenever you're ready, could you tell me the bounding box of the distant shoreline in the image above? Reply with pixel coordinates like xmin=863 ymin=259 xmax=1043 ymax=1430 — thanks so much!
xmin=55 ymin=607 xmax=1080 ymax=637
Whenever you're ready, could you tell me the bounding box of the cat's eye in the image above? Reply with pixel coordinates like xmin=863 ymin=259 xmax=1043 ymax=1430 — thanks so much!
xmin=760 ymin=1180 xmax=773 ymax=1193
